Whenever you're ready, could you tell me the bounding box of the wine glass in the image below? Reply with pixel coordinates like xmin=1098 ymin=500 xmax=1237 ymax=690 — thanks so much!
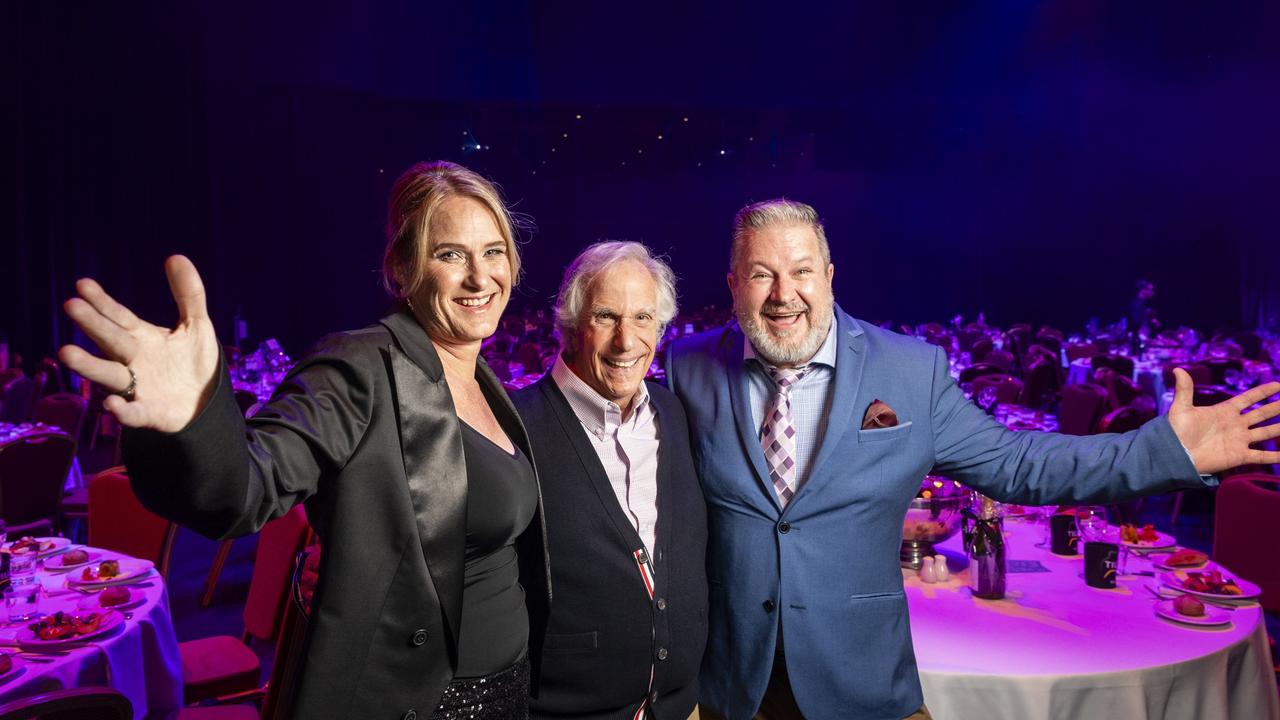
xmin=1074 ymin=505 xmax=1110 ymax=543
xmin=977 ymin=386 xmax=998 ymax=413
xmin=1037 ymin=505 xmax=1059 ymax=547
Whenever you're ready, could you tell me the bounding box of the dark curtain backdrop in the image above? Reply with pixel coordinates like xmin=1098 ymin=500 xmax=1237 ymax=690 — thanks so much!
xmin=6 ymin=2 xmax=1279 ymax=364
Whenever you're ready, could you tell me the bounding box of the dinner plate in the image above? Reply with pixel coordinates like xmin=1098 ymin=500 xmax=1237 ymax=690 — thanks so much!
xmin=1160 ymin=571 xmax=1262 ymax=601
xmin=1150 ymin=551 xmax=1211 ymax=572
xmin=67 ymin=559 xmax=154 ymax=588
xmin=77 ymin=587 xmax=144 ymax=612
xmin=1120 ymin=529 xmax=1177 ymax=550
xmin=2 ymin=537 xmax=71 ymax=558
xmin=15 ymin=610 xmax=124 ymax=647
xmin=44 ymin=549 xmax=102 ymax=572
xmin=0 ymin=656 xmax=26 ymax=686
xmin=1153 ymin=599 xmax=1232 ymax=627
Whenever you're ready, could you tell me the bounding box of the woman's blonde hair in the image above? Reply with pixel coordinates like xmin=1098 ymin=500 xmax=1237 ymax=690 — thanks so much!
xmin=382 ymin=161 xmax=522 ymax=299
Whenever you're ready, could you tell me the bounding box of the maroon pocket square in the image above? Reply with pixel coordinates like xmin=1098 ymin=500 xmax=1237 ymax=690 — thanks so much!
xmin=862 ymin=399 xmax=899 ymax=429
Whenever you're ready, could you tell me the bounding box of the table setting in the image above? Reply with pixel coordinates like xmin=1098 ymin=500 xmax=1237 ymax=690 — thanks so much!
xmin=0 ymin=536 xmax=183 ymax=718
xmin=901 ymin=489 xmax=1280 ymax=720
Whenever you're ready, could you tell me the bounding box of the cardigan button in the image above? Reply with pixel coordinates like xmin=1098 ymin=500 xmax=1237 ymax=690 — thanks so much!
xmin=401 ymin=711 xmax=417 ymax=720
xmin=656 ymin=647 xmax=668 ymax=661
xmin=410 ymin=629 xmax=429 ymax=647
xmin=656 ymin=597 xmax=667 ymax=610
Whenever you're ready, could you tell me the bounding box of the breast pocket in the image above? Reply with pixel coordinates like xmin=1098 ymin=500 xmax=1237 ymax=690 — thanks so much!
xmin=543 ymin=630 xmax=598 ymax=654
xmin=856 ymin=420 xmax=913 ymax=443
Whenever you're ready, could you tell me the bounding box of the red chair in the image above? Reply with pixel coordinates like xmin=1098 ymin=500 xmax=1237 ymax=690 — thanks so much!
xmin=1090 ymin=353 xmax=1134 ymax=379
xmin=983 ymin=349 xmax=1015 ymax=372
xmin=1198 ymin=357 xmax=1243 ymax=385
xmin=969 ymin=337 xmax=993 ymax=364
xmin=1097 ymin=406 xmax=1154 ymax=434
xmin=86 ymin=467 xmax=177 ymax=579
xmin=0 ymin=377 xmax=39 ymax=424
xmin=0 ymin=432 xmax=76 ymax=535
xmin=958 ymin=362 xmax=1007 ymax=384
xmin=1059 ymin=383 xmax=1109 ymax=435
xmin=1213 ymin=474 xmax=1280 ymax=613
xmin=33 ymin=393 xmax=89 ymax=439
xmin=1020 ymin=357 xmax=1061 ymax=410
xmin=0 ymin=687 xmax=132 ymax=720
xmin=180 ymin=505 xmax=313 ymax=704
xmin=1064 ymin=342 xmax=1098 ymax=363
xmin=1033 ymin=330 xmax=1063 ymax=355
xmin=972 ymin=375 xmax=1023 ymax=406
xmin=1161 ymin=364 xmax=1211 ymax=389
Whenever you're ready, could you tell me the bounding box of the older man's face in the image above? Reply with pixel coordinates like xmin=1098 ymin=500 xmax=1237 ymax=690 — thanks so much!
xmin=728 ymin=223 xmax=834 ymax=368
xmin=567 ymin=260 xmax=659 ymax=417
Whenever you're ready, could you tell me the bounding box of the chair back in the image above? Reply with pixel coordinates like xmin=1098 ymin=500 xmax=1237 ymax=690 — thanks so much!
xmin=983 ymin=349 xmax=1015 ymax=372
xmin=1230 ymin=332 xmax=1264 ymax=361
xmin=958 ymin=362 xmax=1006 ymax=384
xmin=1198 ymin=357 xmax=1243 ymax=385
xmin=1033 ymin=331 xmax=1063 ymax=355
xmin=1020 ymin=357 xmax=1060 ymax=410
xmin=1192 ymin=387 xmax=1233 ymax=407
xmin=244 ymin=505 xmax=313 ymax=643
xmin=33 ymin=393 xmax=89 ymax=439
xmin=0 ymin=369 xmax=22 ymax=389
xmin=0 ymin=687 xmax=131 ymax=720
xmin=1064 ymin=342 xmax=1098 ymax=363
xmin=87 ymin=468 xmax=177 ymax=579
xmin=972 ymin=375 xmax=1023 ymax=406
xmin=0 ymin=378 xmax=37 ymax=424
xmin=969 ymin=337 xmax=993 ymax=364
xmin=1213 ymin=474 xmax=1280 ymax=613
xmin=0 ymin=432 xmax=76 ymax=532
xmin=1059 ymin=383 xmax=1109 ymax=435
xmin=1098 ymin=406 xmax=1154 ymax=434
xmin=1090 ymin=353 xmax=1134 ymax=379
xmin=1105 ymin=374 xmax=1141 ymax=410
xmin=1162 ymin=364 xmax=1211 ymax=389
xmin=1204 ymin=341 xmax=1243 ymax=359
xmin=261 ymin=546 xmax=317 ymax=720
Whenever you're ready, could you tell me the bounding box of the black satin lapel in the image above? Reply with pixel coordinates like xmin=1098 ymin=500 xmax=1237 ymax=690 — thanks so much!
xmin=539 ymin=378 xmax=647 ymax=551
xmin=726 ymin=332 xmax=782 ymax=514
xmin=388 ymin=346 xmax=465 ymax=651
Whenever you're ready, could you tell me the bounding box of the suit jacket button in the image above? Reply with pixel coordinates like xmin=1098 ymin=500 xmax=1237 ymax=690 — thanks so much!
xmin=410 ymin=629 xmax=429 ymax=647
xmin=778 ymin=521 xmax=791 ymax=534
xmin=401 ymin=711 xmax=417 ymax=720
xmin=656 ymin=597 xmax=667 ymax=610
xmin=762 ymin=599 xmax=775 ymax=613
xmin=656 ymin=647 xmax=668 ymax=661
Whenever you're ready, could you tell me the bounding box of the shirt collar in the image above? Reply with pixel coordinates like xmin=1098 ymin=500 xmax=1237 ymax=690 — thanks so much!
xmin=742 ymin=315 xmax=838 ymax=371
xmin=550 ymin=354 xmax=652 ymax=435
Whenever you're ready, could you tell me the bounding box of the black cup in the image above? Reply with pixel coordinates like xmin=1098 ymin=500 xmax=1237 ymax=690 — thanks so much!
xmin=1083 ymin=541 xmax=1119 ymax=588
xmin=1050 ymin=513 xmax=1079 ymax=555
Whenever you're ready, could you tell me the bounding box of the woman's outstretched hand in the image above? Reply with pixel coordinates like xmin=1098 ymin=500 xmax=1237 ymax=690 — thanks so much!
xmin=59 ymin=255 xmax=219 ymax=433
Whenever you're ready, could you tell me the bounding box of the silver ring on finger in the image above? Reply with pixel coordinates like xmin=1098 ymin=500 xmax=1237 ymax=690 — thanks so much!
xmin=116 ymin=367 xmax=137 ymax=402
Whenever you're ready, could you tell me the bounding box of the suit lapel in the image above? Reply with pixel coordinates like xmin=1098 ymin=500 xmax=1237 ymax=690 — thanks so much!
xmin=537 ymin=376 xmax=647 ymax=553
xmin=725 ymin=325 xmax=784 ymax=514
xmin=792 ymin=309 xmax=866 ymax=507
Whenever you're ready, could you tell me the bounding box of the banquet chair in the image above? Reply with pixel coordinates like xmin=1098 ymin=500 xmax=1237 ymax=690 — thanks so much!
xmin=1058 ymin=382 xmax=1109 ymax=435
xmin=1021 ymin=343 xmax=1058 ymax=375
xmin=968 ymin=337 xmax=993 ymax=364
xmin=1033 ymin=330 xmax=1063 ymax=355
xmin=181 ymin=505 xmax=313 ymax=705
xmin=1090 ymin=353 xmax=1134 ymax=379
xmin=1097 ymin=406 xmax=1154 ymax=434
xmin=0 ymin=368 xmax=21 ymax=388
xmin=0 ymin=431 xmax=76 ymax=535
xmin=955 ymin=329 xmax=983 ymax=354
xmin=1192 ymin=386 xmax=1233 ymax=407
xmin=0 ymin=687 xmax=132 ymax=720
xmin=1198 ymin=357 xmax=1244 ymax=385
xmin=1230 ymin=331 xmax=1265 ymax=361
xmin=983 ymin=349 xmax=1015 ymax=372
xmin=972 ymin=374 xmax=1023 ymax=407
xmin=0 ymin=377 xmax=38 ymax=424
xmin=958 ymin=362 xmax=1006 ymax=384
xmin=1212 ymin=474 xmax=1280 ymax=613
xmin=33 ymin=392 xmax=89 ymax=439
xmin=85 ymin=467 xmax=178 ymax=578
xmin=1019 ymin=357 xmax=1060 ymax=410
xmin=1064 ymin=342 xmax=1098 ymax=363
xmin=1161 ymin=364 xmax=1211 ymax=389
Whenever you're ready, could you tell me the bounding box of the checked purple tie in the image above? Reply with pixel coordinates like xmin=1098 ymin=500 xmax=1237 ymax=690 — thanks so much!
xmin=761 ymin=366 xmax=809 ymax=507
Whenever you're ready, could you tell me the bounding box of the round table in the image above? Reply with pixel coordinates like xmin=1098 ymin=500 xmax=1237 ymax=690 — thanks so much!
xmin=0 ymin=545 xmax=183 ymax=718
xmin=906 ymin=519 xmax=1280 ymax=720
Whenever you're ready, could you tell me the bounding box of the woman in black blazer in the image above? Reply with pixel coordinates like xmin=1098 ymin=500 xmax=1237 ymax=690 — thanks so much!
xmin=60 ymin=161 xmax=550 ymax=719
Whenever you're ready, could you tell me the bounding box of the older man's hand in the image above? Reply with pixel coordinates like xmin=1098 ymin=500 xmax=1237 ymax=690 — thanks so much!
xmin=1167 ymin=368 xmax=1280 ymax=474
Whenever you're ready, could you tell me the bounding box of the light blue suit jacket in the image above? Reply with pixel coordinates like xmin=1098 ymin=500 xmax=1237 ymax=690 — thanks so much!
xmin=666 ymin=307 xmax=1202 ymax=720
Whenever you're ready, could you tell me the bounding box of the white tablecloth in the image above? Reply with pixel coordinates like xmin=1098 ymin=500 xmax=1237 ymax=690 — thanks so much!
xmin=908 ymin=520 xmax=1279 ymax=720
xmin=0 ymin=547 xmax=184 ymax=718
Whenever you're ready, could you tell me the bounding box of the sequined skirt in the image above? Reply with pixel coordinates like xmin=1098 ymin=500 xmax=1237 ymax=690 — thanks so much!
xmin=432 ymin=655 xmax=529 ymax=720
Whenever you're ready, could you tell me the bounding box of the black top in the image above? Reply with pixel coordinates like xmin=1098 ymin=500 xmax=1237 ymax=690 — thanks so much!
xmin=456 ymin=420 xmax=539 ymax=677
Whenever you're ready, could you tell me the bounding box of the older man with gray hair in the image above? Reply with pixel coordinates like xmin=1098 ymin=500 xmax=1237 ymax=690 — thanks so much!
xmin=511 ymin=241 xmax=708 ymax=720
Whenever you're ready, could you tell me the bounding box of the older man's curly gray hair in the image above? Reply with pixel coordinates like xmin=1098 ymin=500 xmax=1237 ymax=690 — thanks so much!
xmin=554 ymin=241 xmax=678 ymax=351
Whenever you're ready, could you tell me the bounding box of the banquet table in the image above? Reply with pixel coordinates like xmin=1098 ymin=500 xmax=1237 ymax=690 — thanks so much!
xmin=0 ymin=423 xmax=84 ymax=492
xmin=0 ymin=543 xmax=183 ymax=718
xmin=907 ymin=519 xmax=1280 ymax=720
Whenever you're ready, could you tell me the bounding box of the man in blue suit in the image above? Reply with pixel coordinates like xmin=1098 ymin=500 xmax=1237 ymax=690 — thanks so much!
xmin=666 ymin=199 xmax=1280 ymax=720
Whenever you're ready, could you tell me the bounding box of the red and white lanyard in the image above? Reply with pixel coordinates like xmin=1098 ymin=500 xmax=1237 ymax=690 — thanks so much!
xmin=633 ymin=547 xmax=657 ymax=720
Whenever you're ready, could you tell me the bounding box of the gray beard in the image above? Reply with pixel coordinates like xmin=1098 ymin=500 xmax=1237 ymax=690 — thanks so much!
xmin=739 ymin=310 xmax=832 ymax=367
